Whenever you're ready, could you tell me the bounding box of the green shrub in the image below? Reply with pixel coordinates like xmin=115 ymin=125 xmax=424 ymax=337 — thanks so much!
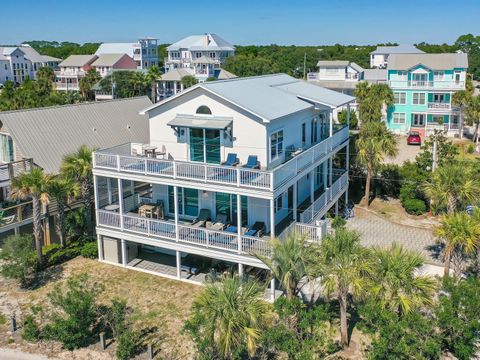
xmin=330 ymin=216 xmax=346 ymax=229
xmin=116 ymin=329 xmax=138 ymax=360
xmin=22 ymin=315 xmax=41 ymax=342
xmin=467 ymin=144 xmax=475 ymax=154
xmin=402 ymin=198 xmax=427 ymax=215
xmin=43 ymin=242 xmax=84 ymax=267
xmin=0 ymin=313 xmax=6 ymax=325
xmin=80 ymin=241 xmax=98 ymax=259
xmin=0 ymin=235 xmax=37 ymax=287
xmin=399 ymin=184 xmax=416 ymax=203
xmin=376 ymin=164 xmax=402 ymax=198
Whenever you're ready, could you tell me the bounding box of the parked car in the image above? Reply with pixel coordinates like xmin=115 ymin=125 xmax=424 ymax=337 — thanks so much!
xmin=407 ymin=131 xmax=421 ymax=145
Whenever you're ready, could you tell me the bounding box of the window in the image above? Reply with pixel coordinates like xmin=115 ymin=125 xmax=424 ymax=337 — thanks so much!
xmin=189 ymin=128 xmax=220 ymax=164
xmin=275 ymin=195 xmax=283 ymax=213
xmin=412 ymin=93 xmax=426 ymax=105
xmin=394 ymin=92 xmax=406 ymax=104
xmin=392 ymin=113 xmax=406 ymax=124
xmin=434 ymin=71 xmax=444 ymax=80
xmin=168 ymin=186 xmax=198 ymax=217
xmin=209 ymin=52 xmax=216 ymax=59
xmin=270 ymin=130 xmax=284 ymax=161
xmin=311 ymin=117 xmax=318 ymax=143
xmin=301 ymin=123 xmax=306 ymax=145
xmin=397 ymin=71 xmax=407 ymax=80
xmin=326 ymin=67 xmax=339 ymax=73
xmin=433 ymin=94 xmax=446 ymax=103
xmin=215 ymin=193 xmax=248 ymax=226
xmin=196 ymin=52 xmax=202 ymax=58
xmin=196 ymin=105 xmax=212 ymax=115
xmin=412 ymin=114 xmax=425 ymax=127
xmin=0 ymin=134 xmax=14 ymax=163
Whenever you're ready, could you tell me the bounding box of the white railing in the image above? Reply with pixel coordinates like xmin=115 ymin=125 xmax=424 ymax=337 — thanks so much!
xmin=427 ymin=102 xmax=451 ymax=110
xmin=307 ymin=72 xmax=319 ymax=81
xmin=97 ymin=210 xmax=271 ymax=257
xmin=300 ymin=171 xmax=348 ymax=223
xmin=273 ymin=126 xmax=349 ymax=188
xmin=389 ymin=80 xmax=465 ymax=90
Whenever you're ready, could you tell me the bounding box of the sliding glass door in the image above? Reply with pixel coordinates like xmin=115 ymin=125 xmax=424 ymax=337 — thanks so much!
xmin=189 ymin=128 xmax=221 ymax=164
xmin=168 ymin=186 xmax=199 ymax=217
xmin=215 ymin=193 xmax=248 ymax=226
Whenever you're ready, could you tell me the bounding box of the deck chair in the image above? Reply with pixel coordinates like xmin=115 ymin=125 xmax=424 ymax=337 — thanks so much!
xmin=245 ymin=221 xmax=266 ymax=237
xmin=243 ymin=155 xmax=260 ymax=169
xmin=207 ymin=213 xmax=228 ymax=231
xmin=222 ymin=153 xmax=239 ymax=167
xmin=191 ymin=208 xmax=211 ymax=228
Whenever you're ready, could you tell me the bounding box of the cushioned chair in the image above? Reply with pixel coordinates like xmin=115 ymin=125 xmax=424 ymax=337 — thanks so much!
xmin=243 ymin=155 xmax=260 ymax=169
xmin=245 ymin=221 xmax=266 ymax=237
xmin=222 ymin=153 xmax=239 ymax=167
xmin=191 ymin=209 xmax=211 ymax=227
xmin=207 ymin=213 xmax=228 ymax=231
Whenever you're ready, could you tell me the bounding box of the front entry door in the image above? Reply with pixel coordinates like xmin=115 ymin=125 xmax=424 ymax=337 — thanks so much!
xmin=189 ymin=128 xmax=221 ymax=164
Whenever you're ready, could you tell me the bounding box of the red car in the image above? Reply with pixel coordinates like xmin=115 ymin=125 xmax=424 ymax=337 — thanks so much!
xmin=407 ymin=131 xmax=421 ymax=145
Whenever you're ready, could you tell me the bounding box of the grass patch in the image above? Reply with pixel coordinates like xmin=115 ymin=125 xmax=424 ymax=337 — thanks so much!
xmin=0 ymin=313 xmax=6 ymax=325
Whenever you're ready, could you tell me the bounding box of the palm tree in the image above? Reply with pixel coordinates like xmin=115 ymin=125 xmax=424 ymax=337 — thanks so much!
xmin=435 ymin=212 xmax=480 ymax=277
xmin=354 ymin=82 xmax=394 ymax=124
xmin=61 ymin=145 xmax=94 ymax=236
xmin=79 ymin=69 xmax=101 ymax=100
xmin=186 ymin=275 xmax=270 ymax=358
xmin=308 ymin=228 xmax=372 ymax=346
xmin=356 ymin=121 xmax=398 ymax=206
xmin=256 ymin=232 xmax=309 ymax=299
xmin=47 ymin=176 xmax=79 ymax=247
xmin=423 ymin=163 xmax=479 ymax=214
xmin=11 ymin=168 xmax=51 ymax=265
xmin=370 ymin=243 xmax=437 ymax=314
xmin=146 ymin=65 xmax=161 ymax=103
xmin=181 ymin=75 xmax=198 ymax=89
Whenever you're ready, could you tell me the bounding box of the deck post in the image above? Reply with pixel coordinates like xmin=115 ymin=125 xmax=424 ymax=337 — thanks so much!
xmin=176 ymin=251 xmax=181 ymax=279
xmin=238 ymin=263 xmax=244 ymax=278
xmin=329 ymin=158 xmax=333 ymax=187
xmin=310 ymin=170 xmax=314 ymax=204
xmin=97 ymin=235 xmax=104 ymax=261
xmin=270 ymin=276 xmax=276 ymax=302
xmin=329 ymin=111 xmax=333 ymax=138
xmin=173 ymin=186 xmax=179 ymax=241
xmin=121 ymin=239 xmax=127 ymax=266
xmin=322 ymin=161 xmax=327 ymax=190
xmin=94 ymin=175 xmax=100 ymax=225
xmin=237 ymin=194 xmax=242 ymax=253
xmin=346 ymin=103 xmax=351 ymax=129
xmin=270 ymin=198 xmax=275 ymax=238
xmin=293 ymin=182 xmax=298 ymax=222
xmin=106 ymin=177 xmax=112 ymax=204
xmin=118 ymin=178 xmax=124 ymax=231
xmin=335 ymin=201 xmax=339 ymax=216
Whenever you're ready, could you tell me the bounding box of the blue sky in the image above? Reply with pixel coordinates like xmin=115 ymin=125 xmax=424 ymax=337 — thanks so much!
xmin=1 ymin=0 xmax=479 ymax=45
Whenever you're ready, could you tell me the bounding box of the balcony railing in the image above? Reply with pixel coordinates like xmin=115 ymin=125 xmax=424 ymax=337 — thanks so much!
xmin=0 ymin=201 xmax=34 ymax=232
xmin=427 ymin=102 xmax=451 ymax=110
xmin=307 ymin=72 xmax=319 ymax=81
xmin=299 ymin=170 xmax=349 ymax=223
xmin=93 ymin=126 xmax=349 ymax=192
xmin=0 ymin=159 xmax=34 ymax=183
xmin=388 ymin=80 xmax=465 ymax=90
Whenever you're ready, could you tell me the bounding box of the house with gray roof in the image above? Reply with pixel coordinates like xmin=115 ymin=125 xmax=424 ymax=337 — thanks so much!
xmin=92 ymin=74 xmax=353 ymax=288
xmin=95 ymin=37 xmax=158 ymax=69
xmin=56 ymin=54 xmax=98 ymax=91
xmin=164 ymin=33 xmax=235 ymax=83
xmin=91 ymin=53 xmax=138 ymax=77
xmin=370 ymin=44 xmax=424 ymax=68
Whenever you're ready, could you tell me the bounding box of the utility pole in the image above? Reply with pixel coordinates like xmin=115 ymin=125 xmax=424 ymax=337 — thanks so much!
xmin=303 ymin=52 xmax=306 ymax=80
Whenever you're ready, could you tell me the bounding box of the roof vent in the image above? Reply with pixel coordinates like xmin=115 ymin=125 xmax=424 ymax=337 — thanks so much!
xmin=92 ymin=127 xmax=97 ymax=132
xmin=126 ymin=124 xmax=132 ymax=129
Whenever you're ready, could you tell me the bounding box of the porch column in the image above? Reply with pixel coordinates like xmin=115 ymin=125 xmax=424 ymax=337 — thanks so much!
xmin=176 ymin=251 xmax=181 ymax=279
xmin=173 ymin=81 xmax=177 ymax=94
xmin=329 ymin=158 xmax=333 ymax=187
xmin=329 ymin=111 xmax=333 ymax=138
xmin=93 ymin=175 xmax=100 ymax=225
xmin=293 ymin=183 xmax=298 ymax=222
xmin=118 ymin=179 xmax=124 ymax=230
xmin=180 ymin=82 xmax=184 ymax=92
xmin=310 ymin=170 xmax=315 ymax=204
xmin=323 ymin=161 xmax=327 ymax=190
xmin=97 ymin=235 xmax=104 ymax=261
xmin=173 ymin=186 xmax=179 ymax=241
xmin=238 ymin=263 xmax=244 ymax=278
xmin=346 ymin=103 xmax=351 ymax=129
xmin=345 ymin=143 xmax=350 ymax=205
xmin=335 ymin=201 xmax=339 ymax=216
xmin=121 ymin=239 xmax=127 ymax=266
xmin=106 ymin=177 xmax=112 ymax=204
xmin=270 ymin=198 xmax=275 ymax=238
xmin=270 ymin=276 xmax=276 ymax=302
xmin=237 ymin=194 xmax=242 ymax=253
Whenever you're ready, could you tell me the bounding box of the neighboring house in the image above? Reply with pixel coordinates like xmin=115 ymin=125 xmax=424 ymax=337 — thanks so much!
xmin=0 ymin=97 xmax=152 ymax=240
xmin=92 ymin=74 xmax=353 ymax=291
xmin=55 ymin=55 xmax=98 ymax=91
xmin=91 ymin=54 xmax=138 ymax=77
xmin=95 ymin=37 xmax=159 ymax=69
xmin=370 ymin=45 xmax=425 ymax=68
xmin=159 ymin=67 xmax=237 ymax=98
xmin=165 ymin=33 xmax=235 ymax=82
xmin=0 ymin=44 xmax=61 ymax=85
xmin=386 ymin=53 xmax=468 ymax=136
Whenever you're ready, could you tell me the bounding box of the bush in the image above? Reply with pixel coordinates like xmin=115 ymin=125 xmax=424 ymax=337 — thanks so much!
xmin=376 ymin=164 xmax=401 ymax=198
xmin=0 ymin=235 xmax=37 ymax=287
xmin=22 ymin=315 xmax=41 ymax=342
xmin=80 ymin=241 xmax=98 ymax=259
xmin=467 ymin=144 xmax=475 ymax=154
xmin=43 ymin=243 xmax=83 ymax=267
xmin=402 ymin=198 xmax=427 ymax=215
xmin=116 ymin=329 xmax=138 ymax=360
xmin=330 ymin=216 xmax=346 ymax=229
xmin=338 ymin=109 xmax=358 ymax=129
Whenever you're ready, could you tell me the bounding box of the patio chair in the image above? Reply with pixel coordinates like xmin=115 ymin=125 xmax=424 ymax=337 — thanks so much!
xmin=191 ymin=208 xmax=211 ymax=228
xmin=206 ymin=213 xmax=228 ymax=231
xmin=245 ymin=221 xmax=266 ymax=237
xmin=243 ymin=155 xmax=260 ymax=169
xmin=222 ymin=153 xmax=239 ymax=167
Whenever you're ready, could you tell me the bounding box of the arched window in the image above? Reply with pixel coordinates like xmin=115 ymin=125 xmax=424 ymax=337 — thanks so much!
xmin=196 ymin=105 xmax=212 ymax=115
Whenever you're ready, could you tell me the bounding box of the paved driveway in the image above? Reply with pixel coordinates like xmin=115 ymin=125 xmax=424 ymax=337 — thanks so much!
xmin=346 ymin=207 xmax=442 ymax=265
xmin=0 ymin=349 xmax=56 ymax=360
xmin=384 ymin=136 xmax=422 ymax=165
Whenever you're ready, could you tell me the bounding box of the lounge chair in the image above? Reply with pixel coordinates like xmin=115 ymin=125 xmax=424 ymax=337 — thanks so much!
xmin=206 ymin=213 xmax=228 ymax=231
xmin=245 ymin=221 xmax=266 ymax=237
xmin=243 ymin=155 xmax=260 ymax=169
xmin=222 ymin=153 xmax=239 ymax=167
xmin=191 ymin=208 xmax=211 ymax=228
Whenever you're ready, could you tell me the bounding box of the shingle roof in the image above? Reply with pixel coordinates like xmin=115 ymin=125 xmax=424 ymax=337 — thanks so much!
xmin=143 ymin=74 xmax=355 ymax=121
xmin=370 ymin=45 xmax=424 ymax=55
xmin=363 ymin=69 xmax=388 ymax=82
xmin=0 ymin=97 xmax=152 ymax=173
xmin=215 ymin=68 xmax=237 ymax=80
xmin=59 ymin=55 xmax=98 ymax=68
xmin=0 ymin=46 xmax=61 ymax=63
xmin=160 ymin=68 xmax=193 ymax=81
xmin=95 ymin=43 xmax=135 ymax=57
xmin=387 ymin=53 xmax=469 ymax=70
xmin=91 ymin=53 xmax=130 ymax=67
xmin=167 ymin=34 xmax=234 ymax=51
xmin=316 ymin=60 xmax=350 ymax=67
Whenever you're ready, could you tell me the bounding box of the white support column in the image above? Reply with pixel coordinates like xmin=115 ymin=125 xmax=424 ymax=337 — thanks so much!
xmin=121 ymin=239 xmax=127 ymax=266
xmin=270 ymin=276 xmax=276 ymax=302
xmin=310 ymin=170 xmax=314 ymax=204
xmin=335 ymin=201 xmax=339 ymax=216
xmin=173 ymin=81 xmax=178 ymax=94
xmin=238 ymin=263 xmax=244 ymax=278
xmin=176 ymin=251 xmax=181 ymax=279
xmin=174 ymin=186 xmax=179 ymax=241
xmin=106 ymin=177 xmax=112 ymax=204
xmin=329 ymin=158 xmax=333 ymax=187
xmin=97 ymin=235 xmax=104 ymax=261
xmin=93 ymin=175 xmax=100 ymax=225
xmin=346 ymin=103 xmax=351 ymax=129
xmin=345 ymin=142 xmax=350 ymax=205
xmin=270 ymin=198 xmax=275 ymax=238
xmin=118 ymin=178 xmax=124 ymax=231
xmin=329 ymin=110 xmax=334 ymax=138
xmin=237 ymin=194 xmax=242 ymax=253
xmin=323 ymin=161 xmax=327 ymax=190
xmin=293 ymin=183 xmax=298 ymax=222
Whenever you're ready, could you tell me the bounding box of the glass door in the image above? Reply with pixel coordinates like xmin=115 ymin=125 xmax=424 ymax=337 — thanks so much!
xmin=215 ymin=193 xmax=248 ymax=226
xmin=412 ymin=73 xmax=427 ymax=86
xmin=189 ymin=128 xmax=221 ymax=164
xmin=168 ymin=186 xmax=199 ymax=217
xmin=412 ymin=114 xmax=425 ymax=127
xmin=189 ymin=128 xmax=204 ymax=162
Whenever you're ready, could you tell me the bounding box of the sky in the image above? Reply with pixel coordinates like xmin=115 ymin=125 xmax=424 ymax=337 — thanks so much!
xmin=1 ymin=0 xmax=479 ymax=46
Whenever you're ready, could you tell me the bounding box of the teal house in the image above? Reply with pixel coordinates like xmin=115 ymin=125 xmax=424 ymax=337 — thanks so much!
xmin=386 ymin=53 xmax=468 ymax=137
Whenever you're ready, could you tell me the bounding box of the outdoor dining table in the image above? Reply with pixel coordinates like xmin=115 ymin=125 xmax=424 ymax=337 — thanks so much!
xmin=142 ymin=145 xmax=158 ymax=158
xmin=104 ymin=204 xmax=120 ymax=212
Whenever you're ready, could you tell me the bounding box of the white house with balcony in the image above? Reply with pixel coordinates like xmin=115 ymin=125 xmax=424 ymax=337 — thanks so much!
xmin=95 ymin=37 xmax=159 ymax=69
xmin=55 ymin=55 xmax=98 ymax=91
xmin=370 ymin=45 xmax=424 ymax=68
xmin=93 ymin=74 xmax=354 ymax=296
